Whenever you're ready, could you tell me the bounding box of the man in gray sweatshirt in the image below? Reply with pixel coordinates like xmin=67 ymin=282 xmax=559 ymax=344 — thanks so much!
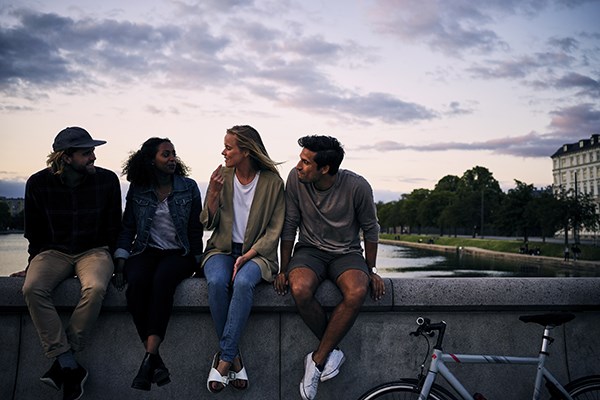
xmin=274 ymin=135 xmax=385 ymax=400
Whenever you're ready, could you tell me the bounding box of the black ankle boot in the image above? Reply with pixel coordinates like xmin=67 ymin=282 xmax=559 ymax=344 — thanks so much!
xmin=153 ymin=354 xmax=171 ymax=387
xmin=132 ymin=352 xmax=156 ymax=391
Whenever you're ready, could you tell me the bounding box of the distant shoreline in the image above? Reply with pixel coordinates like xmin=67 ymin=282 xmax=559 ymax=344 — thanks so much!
xmin=380 ymin=238 xmax=600 ymax=270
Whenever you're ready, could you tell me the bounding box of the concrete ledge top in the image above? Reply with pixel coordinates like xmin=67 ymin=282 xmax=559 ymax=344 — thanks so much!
xmin=2 ymin=276 xmax=599 ymax=312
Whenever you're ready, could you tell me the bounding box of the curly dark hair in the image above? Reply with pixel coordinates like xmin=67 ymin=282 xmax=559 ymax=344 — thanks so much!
xmin=122 ymin=137 xmax=189 ymax=186
xmin=298 ymin=135 xmax=345 ymax=175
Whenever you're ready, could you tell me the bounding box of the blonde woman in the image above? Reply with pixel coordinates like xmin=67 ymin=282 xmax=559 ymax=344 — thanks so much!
xmin=201 ymin=125 xmax=284 ymax=393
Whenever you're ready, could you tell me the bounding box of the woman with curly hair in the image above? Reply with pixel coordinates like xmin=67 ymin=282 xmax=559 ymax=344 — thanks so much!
xmin=113 ymin=137 xmax=203 ymax=391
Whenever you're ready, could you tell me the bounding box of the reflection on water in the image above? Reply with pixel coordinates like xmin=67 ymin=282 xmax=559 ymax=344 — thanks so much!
xmin=0 ymin=234 xmax=597 ymax=278
xmin=377 ymin=244 xmax=600 ymax=278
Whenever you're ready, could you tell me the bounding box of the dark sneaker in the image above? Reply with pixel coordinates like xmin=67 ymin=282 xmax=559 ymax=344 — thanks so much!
xmin=62 ymin=364 xmax=88 ymax=400
xmin=153 ymin=354 xmax=171 ymax=387
xmin=40 ymin=359 xmax=63 ymax=390
xmin=132 ymin=352 xmax=155 ymax=391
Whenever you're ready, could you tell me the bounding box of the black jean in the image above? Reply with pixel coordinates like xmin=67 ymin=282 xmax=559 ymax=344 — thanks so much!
xmin=125 ymin=247 xmax=195 ymax=341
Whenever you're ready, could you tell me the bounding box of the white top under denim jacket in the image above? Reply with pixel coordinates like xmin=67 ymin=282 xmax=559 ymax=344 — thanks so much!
xmin=114 ymin=175 xmax=204 ymax=264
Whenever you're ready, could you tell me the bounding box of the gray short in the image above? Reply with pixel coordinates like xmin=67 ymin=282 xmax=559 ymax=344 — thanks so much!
xmin=287 ymin=244 xmax=369 ymax=282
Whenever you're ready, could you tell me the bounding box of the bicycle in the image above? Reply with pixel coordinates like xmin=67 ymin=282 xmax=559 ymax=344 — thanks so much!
xmin=358 ymin=312 xmax=600 ymax=400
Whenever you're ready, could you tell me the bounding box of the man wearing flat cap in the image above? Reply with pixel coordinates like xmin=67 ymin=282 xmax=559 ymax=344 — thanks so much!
xmin=19 ymin=127 xmax=122 ymax=400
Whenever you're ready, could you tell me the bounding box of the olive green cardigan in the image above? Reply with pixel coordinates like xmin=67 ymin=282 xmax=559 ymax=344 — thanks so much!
xmin=200 ymin=167 xmax=285 ymax=282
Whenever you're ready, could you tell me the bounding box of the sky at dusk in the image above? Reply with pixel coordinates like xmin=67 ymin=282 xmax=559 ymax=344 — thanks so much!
xmin=1 ymin=0 xmax=599 ymax=202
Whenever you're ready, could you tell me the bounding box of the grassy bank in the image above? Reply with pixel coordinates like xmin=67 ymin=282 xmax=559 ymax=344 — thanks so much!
xmin=380 ymin=234 xmax=600 ymax=262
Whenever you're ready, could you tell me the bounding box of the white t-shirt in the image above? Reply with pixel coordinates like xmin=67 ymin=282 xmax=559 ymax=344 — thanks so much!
xmin=149 ymin=198 xmax=181 ymax=250
xmin=232 ymin=170 xmax=260 ymax=244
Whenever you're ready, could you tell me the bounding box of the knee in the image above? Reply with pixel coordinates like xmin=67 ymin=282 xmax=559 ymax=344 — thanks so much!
xmin=80 ymin=283 xmax=107 ymax=301
xmin=232 ymin=276 xmax=255 ymax=293
xmin=289 ymin=280 xmax=314 ymax=305
xmin=22 ymin=283 xmax=49 ymax=302
xmin=206 ymin=273 xmax=229 ymax=290
xmin=342 ymin=285 xmax=368 ymax=307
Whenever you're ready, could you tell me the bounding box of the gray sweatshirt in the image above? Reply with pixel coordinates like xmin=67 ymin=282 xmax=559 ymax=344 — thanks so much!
xmin=281 ymin=168 xmax=380 ymax=255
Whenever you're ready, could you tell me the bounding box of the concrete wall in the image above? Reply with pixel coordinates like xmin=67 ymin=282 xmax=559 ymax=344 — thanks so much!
xmin=1 ymin=276 xmax=599 ymax=400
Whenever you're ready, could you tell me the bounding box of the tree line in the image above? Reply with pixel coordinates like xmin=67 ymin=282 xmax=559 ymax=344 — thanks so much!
xmin=376 ymin=165 xmax=600 ymax=245
xmin=2 ymin=166 xmax=599 ymax=246
xmin=0 ymin=201 xmax=24 ymax=231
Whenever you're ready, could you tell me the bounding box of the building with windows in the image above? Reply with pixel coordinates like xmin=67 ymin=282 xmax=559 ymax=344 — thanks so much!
xmin=551 ymin=134 xmax=600 ymax=239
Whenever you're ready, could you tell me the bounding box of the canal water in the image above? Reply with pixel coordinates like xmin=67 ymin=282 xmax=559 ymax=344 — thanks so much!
xmin=1 ymin=233 xmax=597 ymax=277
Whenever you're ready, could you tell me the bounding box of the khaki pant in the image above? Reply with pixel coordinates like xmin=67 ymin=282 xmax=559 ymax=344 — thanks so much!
xmin=22 ymin=248 xmax=114 ymax=358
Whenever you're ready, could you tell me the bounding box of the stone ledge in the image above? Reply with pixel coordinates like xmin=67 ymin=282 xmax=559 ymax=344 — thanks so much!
xmin=2 ymin=276 xmax=600 ymax=400
xmin=2 ymin=276 xmax=599 ymax=312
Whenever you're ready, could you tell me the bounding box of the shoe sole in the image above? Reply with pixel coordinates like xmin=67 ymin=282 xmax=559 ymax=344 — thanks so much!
xmin=131 ymin=380 xmax=151 ymax=391
xmin=320 ymin=356 xmax=346 ymax=382
xmin=72 ymin=371 xmax=88 ymax=400
xmin=40 ymin=377 xmax=61 ymax=391
xmin=154 ymin=370 xmax=171 ymax=387
xmin=299 ymin=382 xmax=312 ymax=400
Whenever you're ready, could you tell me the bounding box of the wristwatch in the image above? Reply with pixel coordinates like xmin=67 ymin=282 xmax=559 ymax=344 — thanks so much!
xmin=370 ymin=267 xmax=378 ymax=275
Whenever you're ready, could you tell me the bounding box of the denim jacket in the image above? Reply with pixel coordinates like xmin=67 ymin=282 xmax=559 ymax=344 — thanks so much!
xmin=114 ymin=175 xmax=203 ymax=262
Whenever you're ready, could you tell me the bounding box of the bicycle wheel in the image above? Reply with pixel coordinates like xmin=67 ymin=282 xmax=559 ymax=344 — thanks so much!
xmin=357 ymin=379 xmax=457 ymax=400
xmin=564 ymin=375 xmax=600 ymax=399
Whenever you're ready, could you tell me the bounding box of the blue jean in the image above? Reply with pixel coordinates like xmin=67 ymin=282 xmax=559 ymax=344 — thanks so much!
xmin=204 ymin=246 xmax=262 ymax=362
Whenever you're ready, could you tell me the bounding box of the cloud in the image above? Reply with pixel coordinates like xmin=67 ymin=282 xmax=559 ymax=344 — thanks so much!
xmin=548 ymin=103 xmax=600 ymax=135
xmin=553 ymin=73 xmax=600 ymax=98
xmin=0 ymin=8 xmax=229 ymax=93
xmin=366 ymin=0 xmax=517 ymax=56
xmin=548 ymin=36 xmax=579 ymax=53
xmin=467 ymin=51 xmax=576 ymax=80
xmin=366 ymin=0 xmax=598 ymax=56
xmin=446 ymin=101 xmax=474 ymax=116
xmin=356 ymin=103 xmax=600 ymax=158
xmin=0 ymin=179 xmax=25 ymax=198
xmin=0 ymin=6 xmax=430 ymax=125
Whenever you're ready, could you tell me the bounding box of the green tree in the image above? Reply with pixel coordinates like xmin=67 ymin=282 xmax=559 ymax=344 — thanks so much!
xmin=496 ymin=180 xmax=535 ymax=241
xmin=377 ymin=200 xmax=405 ymax=234
xmin=431 ymin=175 xmax=460 ymax=236
xmin=457 ymin=166 xmax=503 ymax=237
xmin=530 ymin=186 xmax=562 ymax=243
xmin=556 ymin=189 xmax=600 ymax=245
xmin=0 ymin=201 xmax=10 ymax=230
xmin=400 ymin=189 xmax=430 ymax=234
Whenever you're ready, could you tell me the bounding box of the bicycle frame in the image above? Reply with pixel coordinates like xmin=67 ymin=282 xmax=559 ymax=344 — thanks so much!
xmin=417 ymin=325 xmax=573 ymax=400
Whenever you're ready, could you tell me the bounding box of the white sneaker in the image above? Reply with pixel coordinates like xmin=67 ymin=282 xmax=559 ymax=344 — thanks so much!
xmin=321 ymin=349 xmax=345 ymax=382
xmin=300 ymin=352 xmax=321 ymax=400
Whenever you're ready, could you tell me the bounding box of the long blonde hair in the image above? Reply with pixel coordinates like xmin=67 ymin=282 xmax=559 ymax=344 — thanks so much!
xmin=46 ymin=150 xmax=73 ymax=175
xmin=227 ymin=125 xmax=282 ymax=175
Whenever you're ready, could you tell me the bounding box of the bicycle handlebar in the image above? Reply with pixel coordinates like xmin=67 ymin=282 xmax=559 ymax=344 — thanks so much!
xmin=410 ymin=317 xmax=447 ymax=347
